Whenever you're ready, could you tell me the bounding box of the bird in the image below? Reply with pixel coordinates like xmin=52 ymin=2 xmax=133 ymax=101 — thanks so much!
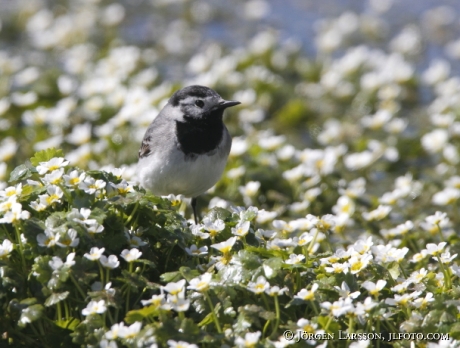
xmin=137 ymin=85 xmax=240 ymax=223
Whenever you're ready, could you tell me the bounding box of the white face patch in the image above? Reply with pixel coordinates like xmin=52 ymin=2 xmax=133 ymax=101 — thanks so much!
xmin=165 ymin=103 xmax=187 ymax=122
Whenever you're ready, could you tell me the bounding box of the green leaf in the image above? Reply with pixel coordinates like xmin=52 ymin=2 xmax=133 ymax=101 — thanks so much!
xmin=9 ymin=164 xmax=33 ymax=183
xmin=197 ymin=312 xmax=214 ymax=327
xmin=179 ymin=267 xmax=200 ymax=281
xmin=160 ymin=271 xmax=182 ymax=283
xmin=125 ymin=305 xmax=159 ymax=324
xmin=450 ymin=323 xmax=460 ymax=339
xmin=18 ymin=304 xmax=44 ymax=327
xmin=136 ymin=258 xmax=157 ymax=268
xmin=55 ymin=318 xmax=81 ymax=331
xmin=45 ymin=291 xmax=70 ymax=306
xmin=205 ymin=207 xmax=232 ymax=222
xmin=179 ymin=318 xmax=200 ymax=336
xmin=30 ymin=148 xmax=65 ymax=166
xmin=387 ymin=262 xmax=400 ymax=280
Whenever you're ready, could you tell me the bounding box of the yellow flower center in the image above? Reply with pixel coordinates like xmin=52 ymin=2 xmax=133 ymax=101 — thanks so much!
xmin=351 ymin=261 xmax=363 ymax=272
xmin=69 ymin=177 xmax=80 ymax=185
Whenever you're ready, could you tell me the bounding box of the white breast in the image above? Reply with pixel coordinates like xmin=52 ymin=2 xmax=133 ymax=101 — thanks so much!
xmin=137 ymin=131 xmax=230 ymax=198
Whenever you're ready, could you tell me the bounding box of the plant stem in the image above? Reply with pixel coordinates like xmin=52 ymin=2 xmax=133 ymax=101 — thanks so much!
xmin=436 ymin=255 xmax=452 ymax=289
xmin=347 ymin=315 xmax=354 ymax=335
xmin=323 ymin=315 xmax=333 ymax=332
xmin=98 ymin=262 xmax=105 ymax=285
xmin=270 ymin=295 xmax=281 ymax=337
xmin=204 ymin=291 xmax=222 ymax=333
xmin=308 ymin=227 xmax=320 ymax=253
xmin=436 ymin=223 xmax=445 ymax=243
xmin=14 ymin=223 xmax=27 ymax=273
xmin=125 ymin=286 xmax=131 ymax=314
xmin=126 ymin=202 xmax=139 ymax=225
xmin=70 ymin=273 xmax=86 ymax=300
xmin=64 ymin=300 xmax=70 ymax=320
xmin=57 ymin=301 xmax=62 ymax=321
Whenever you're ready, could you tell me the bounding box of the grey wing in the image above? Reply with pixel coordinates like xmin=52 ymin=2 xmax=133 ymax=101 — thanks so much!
xmin=138 ymin=116 xmax=174 ymax=159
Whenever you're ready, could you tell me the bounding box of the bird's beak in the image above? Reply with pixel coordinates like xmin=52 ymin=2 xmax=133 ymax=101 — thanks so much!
xmin=217 ymin=100 xmax=241 ymax=109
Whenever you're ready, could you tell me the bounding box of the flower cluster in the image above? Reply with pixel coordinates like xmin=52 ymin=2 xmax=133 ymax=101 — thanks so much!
xmin=2 ymin=1 xmax=460 ymax=347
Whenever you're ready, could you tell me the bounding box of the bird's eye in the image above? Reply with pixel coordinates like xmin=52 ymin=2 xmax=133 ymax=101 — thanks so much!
xmin=195 ymin=100 xmax=204 ymax=108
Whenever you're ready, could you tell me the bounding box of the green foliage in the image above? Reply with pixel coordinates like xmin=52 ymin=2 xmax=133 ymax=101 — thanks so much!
xmin=0 ymin=153 xmax=459 ymax=347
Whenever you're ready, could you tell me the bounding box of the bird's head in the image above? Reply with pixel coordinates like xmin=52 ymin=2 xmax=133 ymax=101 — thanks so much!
xmin=168 ymin=85 xmax=240 ymax=122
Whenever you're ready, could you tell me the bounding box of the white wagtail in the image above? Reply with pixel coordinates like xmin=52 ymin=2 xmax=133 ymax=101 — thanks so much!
xmin=137 ymin=85 xmax=240 ymax=223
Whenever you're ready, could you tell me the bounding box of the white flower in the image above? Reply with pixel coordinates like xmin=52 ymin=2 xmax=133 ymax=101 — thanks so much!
xmin=66 ymin=122 xmax=92 ymax=145
xmin=63 ymin=170 xmax=86 ymax=187
xmin=362 ymin=205 xmax=391 ymax=221
xmin=187 ymin=273 xmax=212 ymax=292
xmin=344 ymin=151 xmax=375 ymax=170
xmin=163 ymin=279 xmax=186 ymax=296
xmin=0 ymin=202 xmax=31 ymax=224
xmin=0 ymin=239 xmax=13 ymax=258
xmin=82 ymin=300 xmax=107 ymax=316
xmin=84 ymin=247 xmax=105 ymax=261
xmin=118 ymin=321 xmax=142 ymax=339
xmin=285 ymin=253 xmax=305 ymax=265
xmin=334 ymin=282 xmax=360 ymax=299
xmin=37 ymin=229 xmax=58 ymax=248
xmin=413 ymin=292 xmax=435 ymax=309
xmin=227 ymin=166 xmax=245 ymax=179
xmin=361 ymin=109 xmax=393 ymax=130
xmin=86 ymin=221 xmax=104 ymax=234
xmin=36 ymin=157 xmax=69 ymax=175
xmin=43 ymin=169 xmax=64 ymax=185
xmin=294 ymin=283 xmax=319 ymax=301
xmin=49 ymin=253 xmax=75 ymax=271
xmin=167 ymin=340 xmax=198 ymax=348
xmin=0 ymin=196 xmax=18 ymax=213
xmin=321 ymin=298 xmax=354 ymax=317
xmin=235 ymin=331 xmax=262 ymax=348
xmin=232 ymin=221 xmax=250 ymax=237
xmin=55 ymin=228 xmax=80 ymax=248
xmin=71 ymin=208 xmax=97 ymax=225
xmin=211 ymin=236 xmax=237 ymax=254
xmin=423 ymin=59 xmax=450 ymax=85
xmin=422 ymin=242 xmax=447 ymax=257
xmin=265 ymin=285 xmax=288 ymax=296
xmin=110 ymin=180 xmax=134 ymax=195
xmin=203 ymin=218 xmax=225 ymax=237
xmin=295 ymin=232 xmax=313 ymax=246
xmin=361 ymin=280 xmax=386 ymax=296
xmin=78 ymin=177 xmax=106 ymax=195
xmin=332 ymin=196 xmax=355 ymax=217
xmin=372 ymin=245 xmax=409 ymax=263
xmin=105 ymin=322 xmax=127 ymax=340
xmin=432 ymin=188 xmax=460 ymax=205
xmin=421 ymin=129 xmax=449 ymax=153
xmin=120 ymin=248 xmax=142 ymax=262
xmin=437 ymin=251 xmax=457 ymax=264
xmin=100 ymin=255 xmax=120 ymax=269
xmin=141 ymin=294 xmax=165 ymax=307
xmin=185 ymin=245 xmax=208 ymax=257
xmin=164 ymin=193 xmax=183 ymax=207
xmin=423 ymin=211 xmax=449 ymax=231
xmin=230 ymin=137 xmax=248 ymax=157
xmin=0 ymin=183 xmax=22 ymax=198
xmin=247 ymin=276 xmax=269 ymax=294
xmin=325 ymin=262 xmax=350 ymax=274
xmin=38 ymin=185 xmax=64 ymax=207
xmin=407 ymin=268 xmax=428 ymax=284
xmin=385 ymin=291 xmax=422 ymax=307
xmin=239 ymin=181 xmax=261 ymax=197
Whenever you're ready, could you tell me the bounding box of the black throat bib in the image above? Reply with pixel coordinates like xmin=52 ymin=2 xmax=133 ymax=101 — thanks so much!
xmin=176 ymin=112 xmax=224 ymax=156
